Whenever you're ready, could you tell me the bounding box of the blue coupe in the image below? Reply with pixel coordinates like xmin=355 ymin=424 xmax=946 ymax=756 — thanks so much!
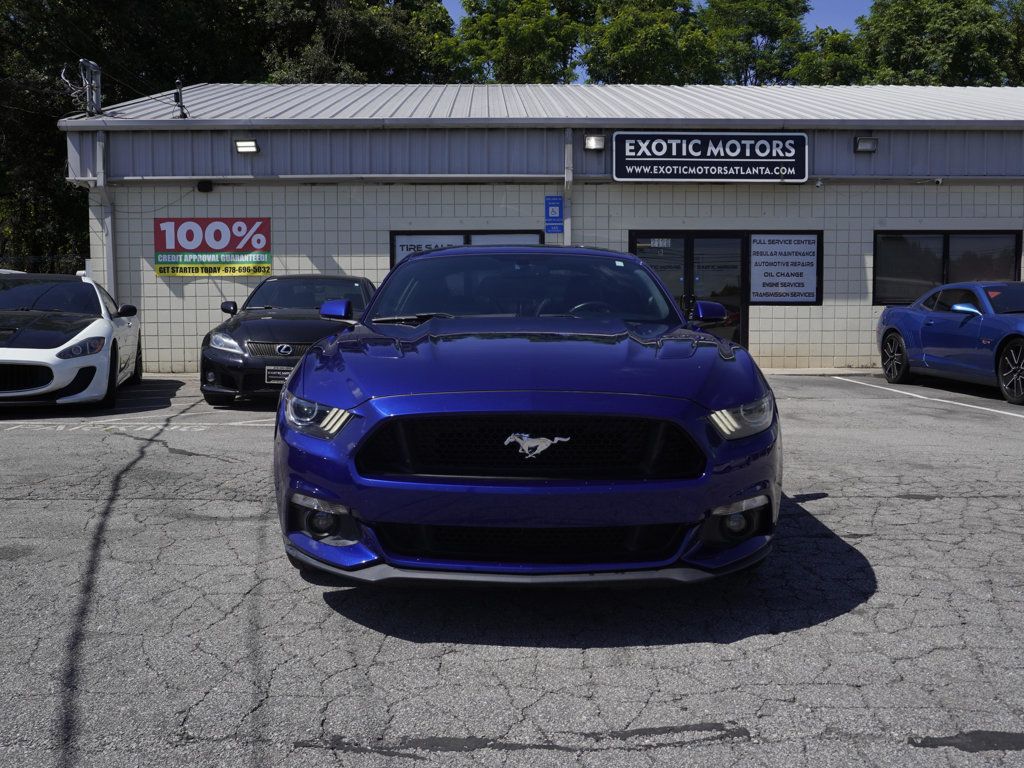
xmin=877 ymin=281 xmax=1024 ymax=404
xmin=273 ymin=246 xmax=782 ymax=585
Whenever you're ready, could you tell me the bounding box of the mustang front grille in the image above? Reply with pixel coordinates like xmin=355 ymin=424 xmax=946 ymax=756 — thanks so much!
xmin=355 ymin=414 xmax=706 ymax=480
xmin=374 ymin=523 xmax=688 ymax=564
xmin=0 ymin=363 xmax=53 ymax=392
xmin=246 ymin=341 xmax=311 ymax=358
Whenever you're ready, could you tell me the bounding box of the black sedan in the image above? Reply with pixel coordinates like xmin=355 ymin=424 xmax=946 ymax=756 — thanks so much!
xmin=200 ymin=275 xmax=374 ymax=406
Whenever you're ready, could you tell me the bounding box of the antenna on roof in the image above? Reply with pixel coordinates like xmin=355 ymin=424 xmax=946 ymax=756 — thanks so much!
xmin=173 ymin=77 xmax=189 ymax=119
xmin=78 ymin=59 xmax=102 ymax=115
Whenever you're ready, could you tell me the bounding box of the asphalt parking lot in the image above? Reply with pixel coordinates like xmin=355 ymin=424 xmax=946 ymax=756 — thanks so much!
xmin=2 ymin=373 xmax=1024 ymax=767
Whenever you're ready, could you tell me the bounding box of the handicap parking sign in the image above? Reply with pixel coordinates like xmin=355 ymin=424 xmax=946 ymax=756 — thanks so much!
xmin=544 ymin=195 xmax=563 ymax=234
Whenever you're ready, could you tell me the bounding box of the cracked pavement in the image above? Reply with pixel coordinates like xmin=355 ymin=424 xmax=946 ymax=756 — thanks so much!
xmin=1 ymin=373 xmax=1023 ymax=766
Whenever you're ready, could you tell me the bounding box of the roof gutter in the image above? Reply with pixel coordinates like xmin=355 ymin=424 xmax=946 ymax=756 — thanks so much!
xmin=57 ymin=117 xmax=1024 ymax=132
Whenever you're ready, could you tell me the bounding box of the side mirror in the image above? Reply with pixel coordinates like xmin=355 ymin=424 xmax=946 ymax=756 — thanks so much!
xmin=691 ymin=300 xmax=728 ymax=324
xmin=320 ymin=298 xmax=353 ymax=321
xmin=221 ymin=301 xmax=238 ymax=316
xmin=117 ymin=304 xmax=137 ymax=318
xmin=950 ymin=303 xmax=982 ymax=317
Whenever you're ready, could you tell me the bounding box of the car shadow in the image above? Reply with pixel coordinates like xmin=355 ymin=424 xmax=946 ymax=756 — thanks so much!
xmin=320 ymin=494 xmax=876 ymax=647
xmin=906 ymin=373 xmax=1006 ymax=402
xmin=0 ymin=377 xmax=185 ymax=419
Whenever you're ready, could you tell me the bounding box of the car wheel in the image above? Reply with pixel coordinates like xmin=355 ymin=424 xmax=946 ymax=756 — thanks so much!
xmin=998 ymin=339 xmax=1024 ymax=405
xmin=881 ymin=332 xmax=911 ymax=384
xmin=97 ymin=343 xmax=118 ymax=408
xmin=127 ymin=338 xmax=143 ymax=385
xmin=203 ymin=392 xmax=235 ymax=407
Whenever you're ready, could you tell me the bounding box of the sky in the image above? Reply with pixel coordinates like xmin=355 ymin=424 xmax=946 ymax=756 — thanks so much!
xmin=441 ymin=0 xmax=874 ymax=32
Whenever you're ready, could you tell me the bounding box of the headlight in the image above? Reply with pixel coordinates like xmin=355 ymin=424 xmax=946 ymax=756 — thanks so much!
xmin=283 ymin=392 xmax=352 ymax=438
xmin=57 ymin=337 xmax=105 ymax=359
xmin=709 ymin=392 xmax=775 ymax=440
xmin=209 ymin=332 xmax=243 ymax=354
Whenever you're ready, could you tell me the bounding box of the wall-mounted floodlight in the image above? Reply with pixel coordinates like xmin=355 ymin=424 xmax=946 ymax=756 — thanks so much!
xmin=854 ymin=136 xmax=878 ymax=153
xmin=234 ymin=139 xmax=259 ymax=154
xmin=584 ymin=134 xmax=606 ymax=151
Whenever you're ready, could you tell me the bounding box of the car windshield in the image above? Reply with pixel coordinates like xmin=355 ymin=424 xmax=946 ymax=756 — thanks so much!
xmin=0 ymin=278 xmax=100 ymax=316
xmin=985 ymin=284 xmax=1024 ymax=314
xmin=244 ymin=278 xmax=367 ymax=311
xmin=367 ymin=253 xmax=677 ymax=324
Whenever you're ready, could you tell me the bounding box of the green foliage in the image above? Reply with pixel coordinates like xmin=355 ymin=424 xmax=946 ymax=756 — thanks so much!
xmin=857 ymin=0 xmax=1011 ymax=85
xmin=999 ymin=1 xmax=1024 ymax=85
xmin=458 ymin=0 xmax=592 ymax=82
xmin=787 ymin=26 xmax=867 ymax=85
xmin=699 ymin=0 xmax=810 ymax=84
xmin=584 ymin=1 xmax=717 ymax=85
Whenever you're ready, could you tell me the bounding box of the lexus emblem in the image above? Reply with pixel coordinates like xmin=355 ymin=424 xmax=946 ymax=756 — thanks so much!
xmin=504 ymin=433 xmax=570 ymax=459
xmin=275 ymin=344 xmax=293 ymax=356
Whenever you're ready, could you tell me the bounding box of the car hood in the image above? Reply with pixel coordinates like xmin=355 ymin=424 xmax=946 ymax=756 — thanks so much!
xmin=213 ymin=308 xmax=345 ymax=344
xmin=298 ymin=317 xmax=766 ymax=411
xmin=0 ymin=310 xmax=99 ymax=349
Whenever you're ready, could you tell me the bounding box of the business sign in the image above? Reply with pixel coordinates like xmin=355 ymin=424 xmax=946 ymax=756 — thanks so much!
xmin=153 ymin=218 xmax=271 ymax=277
xmin=391 ymin=232 xmax=544 ymax=265
xmin=393 ymin=234 xmax=467 ymax=264
xmin=613 ymin=132 xmax=808 ymax=183
xmin=544 ymin=195 xmax=564 ymax=234
xmin=749 ymin=233 xmax=821 ymax=304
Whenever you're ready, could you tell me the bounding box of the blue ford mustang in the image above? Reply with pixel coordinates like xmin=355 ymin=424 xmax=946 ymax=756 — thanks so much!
xmin=877 ymin=281 xmax=1024 ymax=404
xmin=273 ymin=246 xmax=782 ymax=585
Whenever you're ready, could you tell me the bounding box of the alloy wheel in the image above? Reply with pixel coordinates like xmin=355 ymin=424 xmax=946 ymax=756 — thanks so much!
xmin=999 ymin=343 xmax=1024 ymax=402
xmin=882 ymin=335 xmax=904 ymax=381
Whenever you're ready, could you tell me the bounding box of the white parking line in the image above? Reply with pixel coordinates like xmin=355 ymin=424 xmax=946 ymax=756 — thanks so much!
xmin=832 ymin=376 xmax=1024 ymax=420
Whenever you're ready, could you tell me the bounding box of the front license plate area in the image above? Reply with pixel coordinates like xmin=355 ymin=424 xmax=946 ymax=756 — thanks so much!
xmin=265 ymin=365 xmax=293 ymax=384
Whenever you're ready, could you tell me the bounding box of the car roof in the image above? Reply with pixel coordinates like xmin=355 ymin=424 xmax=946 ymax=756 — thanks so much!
xmin=0 ymin=273 xmax=83 ymax=281
xmin=257 ymin=274 xmax=370 ymax=283
xmin=401 ymin=244 xmax=642 ymax=263
xmin=928 ymin=281 xmax=1023 ymax=293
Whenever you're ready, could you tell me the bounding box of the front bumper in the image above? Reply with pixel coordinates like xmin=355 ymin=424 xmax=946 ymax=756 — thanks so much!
xmin=274 ymin=391 xmax=782 ymax=584
xmin=0 ymin=349 xmax=107 ymax=405
xmin=200 ymin=347 xmax=299 ymax=397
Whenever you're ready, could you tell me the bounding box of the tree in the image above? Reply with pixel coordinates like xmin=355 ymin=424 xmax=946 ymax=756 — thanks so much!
xmin=699 ymin=0 xmax=810 ymax=84
xmin=584 ymin=0 xmax=717 ymax=84
xmin=857 ymin=0 xmax=1011 ymax=85
xmin=788 ymin=26 xmax=867 ymax=85
xmin=996 ymin=0 xmax=1024 ymax=85
xmin=458 ymin=0 xmax=593 ymax=83
xmin=265 ymin=0 xmax=467 ymax=84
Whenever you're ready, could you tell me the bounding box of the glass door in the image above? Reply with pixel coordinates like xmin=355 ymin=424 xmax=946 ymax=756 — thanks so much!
xmin=631 ymin=232 xmax=747 ymax=345
xmin=692 ymin=237 xmax=743 ymax=343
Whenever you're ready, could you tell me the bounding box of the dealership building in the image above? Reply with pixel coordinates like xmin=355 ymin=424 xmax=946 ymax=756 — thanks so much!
xmin=59 ymin=83 xmax=1024 ymax=372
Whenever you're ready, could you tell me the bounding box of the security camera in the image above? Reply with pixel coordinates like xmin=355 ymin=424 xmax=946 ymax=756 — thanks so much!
xmin=933 ymin=178 xmax=943 ymax=186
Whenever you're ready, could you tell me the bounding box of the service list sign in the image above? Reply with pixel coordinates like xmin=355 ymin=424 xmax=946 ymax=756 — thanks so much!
xmin=749 ymin=234 xmax=820 ymax=304
xmin=153 ymin=218 xmax=272 ymax=277
xmin=613 ymin=132 xmax=808 ymax=183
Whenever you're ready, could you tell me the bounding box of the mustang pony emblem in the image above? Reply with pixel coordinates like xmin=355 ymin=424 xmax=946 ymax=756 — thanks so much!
xmin=503 ymin=433 xmax=570 ymax=459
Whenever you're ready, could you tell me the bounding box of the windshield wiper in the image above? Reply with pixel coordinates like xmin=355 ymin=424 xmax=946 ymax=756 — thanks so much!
xmin=370 ymin=312 xmax=456 ymax=325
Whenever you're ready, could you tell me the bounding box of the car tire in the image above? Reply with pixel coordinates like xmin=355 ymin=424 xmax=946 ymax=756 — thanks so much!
xmin=97 ymin=343 xmax=118 ymax=408
xmin=997 ymin=339 xmax=1024 ymax=405
xmin=881 ymin=332 xmax=912 ymax=384
xmin=203 ymin=392 xmax=235 ymax=407
xmin=127 ymin=338 xmax=143 ymax=385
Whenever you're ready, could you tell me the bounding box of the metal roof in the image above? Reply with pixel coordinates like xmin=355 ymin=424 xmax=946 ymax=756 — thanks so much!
xmin=59 ymin=83 xmax=1024 ymax=131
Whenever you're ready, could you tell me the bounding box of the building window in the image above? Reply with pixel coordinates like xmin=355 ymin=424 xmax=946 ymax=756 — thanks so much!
xmin=873 ymin=231 xmax=1021 ymax=305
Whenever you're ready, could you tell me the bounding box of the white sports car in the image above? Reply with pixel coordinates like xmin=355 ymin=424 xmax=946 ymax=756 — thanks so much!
xmin=0 ymin=274 xmax=142 ymax=406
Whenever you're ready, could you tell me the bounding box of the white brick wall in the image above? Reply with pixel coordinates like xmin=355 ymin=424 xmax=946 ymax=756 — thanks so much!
xmin=91 ymin=180 xmax=1024 ymax=373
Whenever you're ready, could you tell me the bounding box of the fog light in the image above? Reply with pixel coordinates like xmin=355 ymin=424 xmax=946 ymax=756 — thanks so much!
xmin=205 ymin=371 xmax=216 ymax=383
xmin=308 ymin=509 xmax=338 ymax=536
xmin=723 ymin=512 xmax=748 ymax=534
